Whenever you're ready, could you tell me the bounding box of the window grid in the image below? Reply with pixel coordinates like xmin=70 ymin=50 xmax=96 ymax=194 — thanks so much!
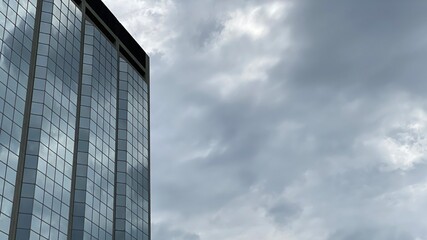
xmin=0 ymin=0 xmax=37 ymax=238
xmin=116 ymin=58 xmax=149 ymax=240
xmin=0 ymin=0 xmax=149 ymax=239
xmin=71 ymin=20 xmax=117 ymax=240
xmin=16 ymin=0 xmax=82 ymax=239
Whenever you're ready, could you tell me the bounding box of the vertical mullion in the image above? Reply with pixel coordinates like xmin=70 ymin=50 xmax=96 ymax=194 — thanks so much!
xmin=67 ymin=2 xmax=86 ymax=239
xmin=146 ymin=55 xmax=151 ymax=240
xmin=112 ymin=42 xmax=121 ymax=240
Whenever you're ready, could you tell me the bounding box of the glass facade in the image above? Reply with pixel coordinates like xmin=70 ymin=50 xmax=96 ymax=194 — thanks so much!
xmin=0 ymin=0 xmax=150 ymax=239
xmin=115 ymin=58 xmax=149 ymax=240
xmin=16 ymin=0 xmax=82 ymax=238
xmin=71 ymin=20 xmax=117 ymax=240
xmin=0 ymin=0 xmax=37 ymax=238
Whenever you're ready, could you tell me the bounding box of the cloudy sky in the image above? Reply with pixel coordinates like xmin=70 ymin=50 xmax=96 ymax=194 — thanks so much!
xmin=103 ymin=0 xmax=427 ymax=239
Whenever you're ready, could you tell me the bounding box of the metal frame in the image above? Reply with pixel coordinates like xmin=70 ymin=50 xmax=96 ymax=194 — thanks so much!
xmin=81 ymin=0 xmax=149 ymax=82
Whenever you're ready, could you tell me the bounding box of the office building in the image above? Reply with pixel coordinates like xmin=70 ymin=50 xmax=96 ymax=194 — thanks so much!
xmin=0 ymin=0 xmax=150 ymax=239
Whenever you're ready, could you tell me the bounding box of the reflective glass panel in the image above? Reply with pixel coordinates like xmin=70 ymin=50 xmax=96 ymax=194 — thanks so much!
xmin=116 ymin=57 xmax=149 ymax=240
xmin=0 ymin=0 xmax=37 ymax=238
xmin=16 ymin=0 xmax=82 ymax=239
xmin=70 ymin=20 xmax=117 ymax=240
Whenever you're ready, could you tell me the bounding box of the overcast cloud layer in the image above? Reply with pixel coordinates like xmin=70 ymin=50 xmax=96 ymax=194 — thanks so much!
xmin=104 ymin=0 xmax=427 ymax=239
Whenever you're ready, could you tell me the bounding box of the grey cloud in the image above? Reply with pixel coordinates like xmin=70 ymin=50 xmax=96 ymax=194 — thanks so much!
xmin=151 ymin=0 xmax=427 ymax=234
xmin=193 ymin=20 xmax=224 ymax=48
xmin=278 ymin=0 xmax=427 ymax=96
xmin=153 ymin=223 xmax=201 ymax=240
xmin=330 ymin=227 xmax=413 ymax=240
xmin=266 ymin=200 xmax=301 ymax=226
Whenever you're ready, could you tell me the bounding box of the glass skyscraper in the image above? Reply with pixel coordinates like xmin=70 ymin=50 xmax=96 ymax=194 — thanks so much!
xmin=0 ymin=0 xmax=150 ymax=239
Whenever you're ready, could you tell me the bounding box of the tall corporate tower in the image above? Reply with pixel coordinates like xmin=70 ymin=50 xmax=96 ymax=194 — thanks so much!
xmin=0 ymin=0 xmax=150 ymax=239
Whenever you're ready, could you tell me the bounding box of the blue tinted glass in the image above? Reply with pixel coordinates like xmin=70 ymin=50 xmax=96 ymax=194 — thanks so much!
xmin=0 ymin=0 xmax=37 ymax=236
xmin=70 ymin=20 xmax=117 ymax=240
xmin=115 ymin=58 xmax=149 ymax=240
xmin=16 ymin=1 xmax=82 ymax=239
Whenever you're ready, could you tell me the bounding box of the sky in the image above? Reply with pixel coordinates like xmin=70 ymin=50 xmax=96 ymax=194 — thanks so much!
xmin=103 ymin=0 xmax=427 ymax=239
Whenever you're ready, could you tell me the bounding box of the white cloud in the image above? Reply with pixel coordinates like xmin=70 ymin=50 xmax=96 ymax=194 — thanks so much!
xmin=220 ymin=1 xmax=290 ymax=41
xmin=103 ymin=0 xmax=176 ymax=54
xmin=362 ymin=103 xmax=427 ymax=171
